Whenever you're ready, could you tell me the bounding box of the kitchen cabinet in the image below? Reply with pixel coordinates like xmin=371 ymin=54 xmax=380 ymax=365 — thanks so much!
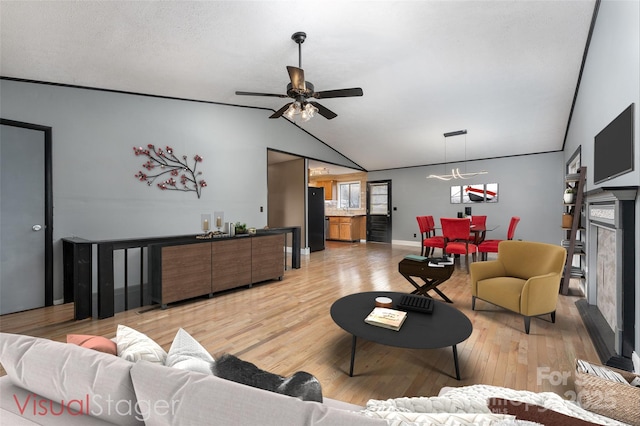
xmin=328 ymin=218 xmax=340 ymax=240
xmin=327 ymin=216 xmax=363 ymax=242
xmin=310 ymin=180 xmax=333 ymax=200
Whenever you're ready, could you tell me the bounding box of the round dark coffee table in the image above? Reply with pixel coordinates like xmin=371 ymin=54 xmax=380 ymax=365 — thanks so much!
xmin=330 ymin=291 xmax=473 ymax=379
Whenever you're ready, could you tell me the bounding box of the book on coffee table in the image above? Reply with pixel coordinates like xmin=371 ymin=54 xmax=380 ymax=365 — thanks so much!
xmin=364 ymin=307 xmax=407 ymax=331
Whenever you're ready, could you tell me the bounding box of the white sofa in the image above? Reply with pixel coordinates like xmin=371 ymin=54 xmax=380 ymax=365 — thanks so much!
xmin=0 ymin=332 xmax=630 ymax=426
xmin=0 ymin=332 xmax=392 ymax=426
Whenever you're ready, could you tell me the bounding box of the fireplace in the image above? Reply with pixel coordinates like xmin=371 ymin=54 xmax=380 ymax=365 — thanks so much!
xmin=578 ymin=187 xmax=637 ymax=370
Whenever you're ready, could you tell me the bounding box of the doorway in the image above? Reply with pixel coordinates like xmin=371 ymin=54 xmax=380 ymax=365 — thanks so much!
xmin=0 ymin=119 xmax=53 ymax=314
xmin=366 ymin=180 xmax=391 ymax=243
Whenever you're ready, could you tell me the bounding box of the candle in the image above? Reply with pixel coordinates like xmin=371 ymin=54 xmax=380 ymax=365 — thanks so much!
xmin=203 ymin=219 xmax=209 ymax=231
xmin=216 ymin=216 xmax=222 ymax=228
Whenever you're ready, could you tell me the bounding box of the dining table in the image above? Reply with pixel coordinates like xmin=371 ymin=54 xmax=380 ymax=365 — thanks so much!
xmin=469 ymin=224 xmax=499 ymax=244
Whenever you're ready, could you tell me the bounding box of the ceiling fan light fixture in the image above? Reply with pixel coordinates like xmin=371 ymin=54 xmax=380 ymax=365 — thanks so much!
xmin=301 ymin=103 xmax=318 ymax=122
xmin=284 ymin=102 xmax=300 ymax=119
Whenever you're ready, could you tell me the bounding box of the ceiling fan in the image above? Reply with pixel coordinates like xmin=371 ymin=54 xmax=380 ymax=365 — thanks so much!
xmin=235 ymin=32 xmax=363 ymax=121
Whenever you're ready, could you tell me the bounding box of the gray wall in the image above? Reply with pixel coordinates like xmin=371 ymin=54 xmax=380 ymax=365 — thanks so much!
xmin=0 ymin=79 xmax=362 ymax=300
xmin=368 ymin=152 xmax=564 ymax=246
xmin=563 ymin=0 xmax=640 ymax=357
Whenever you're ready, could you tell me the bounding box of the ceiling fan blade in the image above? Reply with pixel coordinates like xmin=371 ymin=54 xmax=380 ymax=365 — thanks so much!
xmin=309 ymin=101 xmax=337 ymax=120
xmin=313 ymin=88 xmax=363 ymax=99
xmin=236 ymin=91 xmax=289 ymax=98
xmin=286 ymin=66 xmax=306 ymax=92
xmin=269 ymin=103 xmax=293 ymax=119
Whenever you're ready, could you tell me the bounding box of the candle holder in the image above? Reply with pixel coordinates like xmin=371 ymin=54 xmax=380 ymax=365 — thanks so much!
xmin=214 ymin=211 xmax=224 ymax=233
xmin=201 ymin=213 xmax=212 ymax=234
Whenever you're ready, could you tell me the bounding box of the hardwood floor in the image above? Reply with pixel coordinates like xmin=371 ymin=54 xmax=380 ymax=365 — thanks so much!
xmin=0 ymin=241 xmax=598 ymax=406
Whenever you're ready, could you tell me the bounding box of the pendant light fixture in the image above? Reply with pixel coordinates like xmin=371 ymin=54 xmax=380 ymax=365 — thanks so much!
xmin=427 ymin=130 xmax=488 ymax=180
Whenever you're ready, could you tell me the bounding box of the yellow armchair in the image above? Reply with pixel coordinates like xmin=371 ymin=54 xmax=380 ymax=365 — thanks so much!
xmin=469 ymin=240 xmax=567 ymax=334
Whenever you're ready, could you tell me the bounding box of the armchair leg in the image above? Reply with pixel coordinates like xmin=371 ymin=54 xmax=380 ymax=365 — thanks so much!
xmin=471 ymin=296 xmax=476 ymax=310
xmin=551 ymin=311 xmax=556 ymax=323
xmin=524 ymin=316 xmax=531 ymax=334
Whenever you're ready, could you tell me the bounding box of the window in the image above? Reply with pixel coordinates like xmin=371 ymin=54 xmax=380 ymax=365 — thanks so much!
xmin=338 ymin=181 xmax=360 ymax=209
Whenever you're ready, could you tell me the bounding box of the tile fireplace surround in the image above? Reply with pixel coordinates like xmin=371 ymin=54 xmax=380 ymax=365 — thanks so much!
xmin=578 ymin=187 xmax=637 ymax=370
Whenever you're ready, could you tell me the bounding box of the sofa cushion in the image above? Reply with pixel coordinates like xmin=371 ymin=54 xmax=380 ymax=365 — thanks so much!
xmin=116 ymin=324 xmax=167 ymax=364
xmin=0 ymin=332 xmax=143 ymax=426
xmin=67 ymin=334 xmax=117 ymax=355
xmin=129 ymin=361 xmax=387 ymax=425
xmin=477 ymin=277 xmax=526 ymax=312
xmin=165 ymin=328 xmax=214 ymax=375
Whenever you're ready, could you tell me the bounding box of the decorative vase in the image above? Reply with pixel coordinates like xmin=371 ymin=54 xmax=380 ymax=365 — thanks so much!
xmin=564 ymin=193 xmax=575 ymax=204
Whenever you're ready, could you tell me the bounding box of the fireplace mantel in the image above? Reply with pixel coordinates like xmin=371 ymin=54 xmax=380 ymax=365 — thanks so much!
xmin=580 ymin=186 xmax=637 ymax=370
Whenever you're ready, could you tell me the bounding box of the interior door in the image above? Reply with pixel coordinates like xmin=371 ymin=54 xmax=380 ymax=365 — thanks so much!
xmin=0 ymin=120 xmax=53 ymax=314
xmin=366 ymin=180 xmax=391 ymax=243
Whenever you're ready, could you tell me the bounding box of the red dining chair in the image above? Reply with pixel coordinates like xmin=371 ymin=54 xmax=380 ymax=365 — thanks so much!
xmin=425 ymin=215 xmax=445 ymax=256
xmin=416 ymin=216 xmax=445 ymax=256
xmin=441 ymin=218 xmax=477 ymax=272
xmin=478 ymin=216 xmax=521 ymax=260
xmin=416 ymin=216 xmax=429 ymax=256
xmin=468 ymin=215 xmax=487 ymax=243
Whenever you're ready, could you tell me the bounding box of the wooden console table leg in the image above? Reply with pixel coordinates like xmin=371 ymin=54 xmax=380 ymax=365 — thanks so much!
xmin=349 ymin=335 xmax=357 ymax=377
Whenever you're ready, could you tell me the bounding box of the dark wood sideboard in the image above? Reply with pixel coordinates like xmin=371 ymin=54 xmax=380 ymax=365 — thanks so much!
xmin=62 ymin=227 xmax=299 ymax=320
xmin=150 ymin=233 xmax=285 ymax=308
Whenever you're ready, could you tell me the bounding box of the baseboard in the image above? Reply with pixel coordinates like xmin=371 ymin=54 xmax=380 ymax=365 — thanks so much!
xmin=392 ymin=239 xmax=421 ymax=247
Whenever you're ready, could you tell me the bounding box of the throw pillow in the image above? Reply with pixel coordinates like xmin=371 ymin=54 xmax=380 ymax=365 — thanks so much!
xmin=165 ymin=328 xmax=214 ymax=375
xmin=67 ymin=334 xmax=117 ymax=355
xmin=211 ymin=353 xmax=323 ymax=402
xmin=116 ymin=324 xmax=167 ymax=364
xmin=0 ymin=332 xmax=142 ymax=426
xmin=488 ymin=398 xmax=600 ymax=426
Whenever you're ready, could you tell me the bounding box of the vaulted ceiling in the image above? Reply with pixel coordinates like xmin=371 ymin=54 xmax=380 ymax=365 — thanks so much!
xmin=0 ymin=1 xmax=596 ymax=171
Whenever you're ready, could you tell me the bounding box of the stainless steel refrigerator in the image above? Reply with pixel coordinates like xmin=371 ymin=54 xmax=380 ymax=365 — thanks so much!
xmin=307 ymin=187 xmax=325 ymax=252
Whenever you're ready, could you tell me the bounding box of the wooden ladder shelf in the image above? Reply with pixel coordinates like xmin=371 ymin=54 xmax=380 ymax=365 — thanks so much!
xmin=561 ymin=166 xmax=586 ymax=295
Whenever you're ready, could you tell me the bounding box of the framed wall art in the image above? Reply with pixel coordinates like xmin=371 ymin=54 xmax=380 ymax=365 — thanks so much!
xmin=450 ymin=183 xmax=498 ymax=204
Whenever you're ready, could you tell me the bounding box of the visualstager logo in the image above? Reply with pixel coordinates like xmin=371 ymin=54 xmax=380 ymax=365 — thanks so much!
xmin=13 ymin=393 xmax=180 ymax=421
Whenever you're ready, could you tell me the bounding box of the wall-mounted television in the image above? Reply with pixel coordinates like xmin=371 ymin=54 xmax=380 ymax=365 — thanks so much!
xmin=594 ymin=103 xmax=635 ymax=185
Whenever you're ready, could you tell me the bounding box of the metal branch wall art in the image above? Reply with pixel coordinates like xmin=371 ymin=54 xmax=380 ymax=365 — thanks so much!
xmin=133 ymin=145 xmax=207 ymax=198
